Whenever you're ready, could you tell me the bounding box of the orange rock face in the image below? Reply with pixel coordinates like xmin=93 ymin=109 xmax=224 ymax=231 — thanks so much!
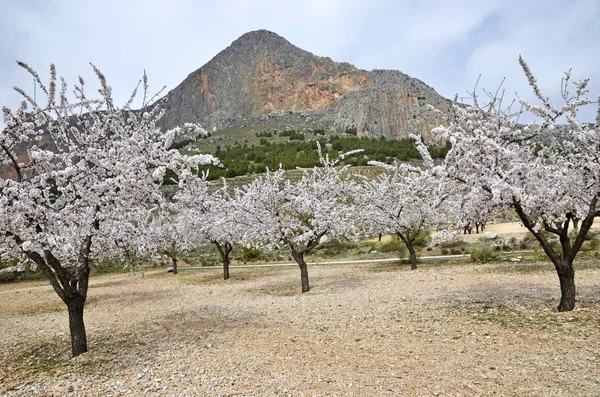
xmin=251 ymin=58 xmax=375 ymax=113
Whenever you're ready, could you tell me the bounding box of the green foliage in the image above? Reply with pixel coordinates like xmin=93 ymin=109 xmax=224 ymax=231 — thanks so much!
xmin=345 ymin=127 xmax=357 ymax=136
xmin=374 ymin=235 xmax=408 ymax=258
xmin=256 ymin=131 xmax=273 ymax=138
xmin=470 ymin=243 xmax=499 ymax=262
xmin=584 ymin=230 xmax=597 ymax=241
xmin=379 ymin=240 xmax=408 ymax=257
xmin=522 ymin=233 xmax=538 ymax=243
xmin=440 ymin=239 xmax=466 ymax=249
xmin=412 ymin=230 xmax=431 ymax=248
xmin=0 ymin=271 xmax=18 ymax=283
xmin=169 ymin=138 xmax=195 ymax=150
xmin=162 ymin=168 xmax=179 ymax=185
xmin=195 ymin=135 xmax=448 ymax=180
xmin=279 ymin=130 xmax=305 ymax=140
xmin=314 ymin=239 xmax=356 ymax=257
xmin=239 ymin=246 xmax=263 ymax=262
xmin=91 ymin=260 xmax=130 ymax=275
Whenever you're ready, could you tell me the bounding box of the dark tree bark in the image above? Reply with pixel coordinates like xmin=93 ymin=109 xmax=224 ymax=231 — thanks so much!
xmin=291 ymin=249 xmax=310 ymax=293
xmin=463 ymin=222 xmax=472 ymax=234
xmin=397 ymin=231 xmax=418 ymax=270
xmin=513 ymin=198 xmax=597 ymax=312
xmin=170 ymin=241 xmax=178 ymax=274
xmin=556 ymin=262 xmax=576 ymax=312
xmin=286 ymin=231 xmax=327 ymax=293
xmin=67 ymin=293 xmax=87 ymax=356
xmin=214 ymin=241 xmax=233 ymax=280
xmin=171 ymin=253 xmax=178 ymax=274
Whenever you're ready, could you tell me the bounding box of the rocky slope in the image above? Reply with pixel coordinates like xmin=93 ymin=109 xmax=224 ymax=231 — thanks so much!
xmin=157 ymin=30 xmax=452 ymax=141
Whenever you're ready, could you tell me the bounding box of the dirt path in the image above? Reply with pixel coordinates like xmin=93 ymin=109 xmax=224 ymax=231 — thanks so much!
xmin=1 ymin=261 xmax=599 ymax=396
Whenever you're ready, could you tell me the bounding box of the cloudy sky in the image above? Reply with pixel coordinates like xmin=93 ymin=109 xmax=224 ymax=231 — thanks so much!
xmin=1 ymin=0 xmax=599 ymax=122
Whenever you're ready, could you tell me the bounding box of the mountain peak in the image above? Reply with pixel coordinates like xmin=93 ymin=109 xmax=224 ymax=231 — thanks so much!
xmin=158 ymin=30 xmax=450 ymax=140
xmin=232 ymin=29 xmax=290 ymax=46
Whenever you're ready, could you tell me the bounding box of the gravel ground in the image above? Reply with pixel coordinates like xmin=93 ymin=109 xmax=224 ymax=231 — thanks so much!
xmin=1 ymin=261 xmax=599 ymax=396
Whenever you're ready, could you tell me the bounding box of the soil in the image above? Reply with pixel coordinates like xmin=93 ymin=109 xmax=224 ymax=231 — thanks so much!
xmin=435 ymin=220 xmax=600 ymax=244
xmin=1 ymin=259 xmax=599 ymax=396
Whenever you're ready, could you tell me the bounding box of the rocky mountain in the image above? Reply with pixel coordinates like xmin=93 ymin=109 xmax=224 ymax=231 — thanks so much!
xmin=157 ymin=30 xmax=452 ymax=141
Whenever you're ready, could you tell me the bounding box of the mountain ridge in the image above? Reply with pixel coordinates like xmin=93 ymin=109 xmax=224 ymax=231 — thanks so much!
xmin=157 ymin=29 xmax=451 ymax=141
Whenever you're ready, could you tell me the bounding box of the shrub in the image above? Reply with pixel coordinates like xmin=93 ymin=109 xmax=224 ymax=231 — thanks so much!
xmin=169 ymin=138 xmax=195 ymax=150
xmin=413 ymin=230 xmax=431 ymax=248
xmin=440 ymin=239 xmax=465 ymax=249
xmin=470 ymin=243 xmax=499 ymax=262
xmin=345 ymin=127 xmax=358 ymax=136
xmin=317 ymin=239 xmax=355 ymax=253
xmin=256 ymin=131 xmax=273 ymax=138
xmin=584 ymin=230 xmax=597 ymax=241
xmin=0 ymin=271 xmax=18 ymax=283
xmin=240 ymin=246 xmax=263 ymax=262
xmin=441 ymin=248 xmax=449 ymax=255
xmin=523 ymin=233 xmax=538 ymax=244
xmin=379 ymin=240 xmax=407 ymax=258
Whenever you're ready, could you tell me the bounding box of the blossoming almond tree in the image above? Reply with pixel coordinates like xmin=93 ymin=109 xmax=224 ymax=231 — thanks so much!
xmin=434 ymin=57 xmax=600 ymax=311
xmin=234 ymin=145 xmax=361 ymax=292
xmin=356 ymin=142 xmax=450 ymax=269
xmin=455 ymin=186 xmax=501 ymax=235
xmin=0 ymin=62 xmax=217 ymax=356
xmin=149 ymin=208 xmax=193 ymax=275
xmin=175 ymin=178 xmax=239 ymax=280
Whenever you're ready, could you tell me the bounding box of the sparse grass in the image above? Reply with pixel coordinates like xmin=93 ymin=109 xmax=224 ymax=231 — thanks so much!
xmin=451 ymin=299 xmax=600 ymax=334
xmin=16 ymin=300 xmax=65 ymax=316
xmin=5 ymin=336 xmax=72 ymax=374
xmin=253 ymin=285 xmax=301 ymax=297
xmin=367 ymin=261 xmax=411 ymax=273
xmin=470 ymin=243 xmax=498 ymax=262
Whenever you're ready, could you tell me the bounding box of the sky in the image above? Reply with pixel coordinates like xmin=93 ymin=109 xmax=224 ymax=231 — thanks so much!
xmin=1 ymin=0 xmax=599 ymax=123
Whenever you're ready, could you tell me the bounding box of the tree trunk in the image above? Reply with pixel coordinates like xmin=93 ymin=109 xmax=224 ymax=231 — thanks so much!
xmin=214 ymin=241 xmax=233 ymax=280
xmin=292 ymin=249 xmax=310 ymax=292
xmin=572 ymin=218 xmax=580 ymax=231
xmin=556 ymin=261 xmax=576 ymax=312
xmin=223 ymin=255 xmax=230 ymax=280
xmin=511 ymin=197 xmax=596 ymax=312
xmin=397 ymin=232 xmax=418 ymax=270
xmin=67 ymin=293 xmax=87 ymax=357
xmin=407 ymin=245 xmax=417 ymax=270
xmin=171 ymin=253 xmax=178 ymax=275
